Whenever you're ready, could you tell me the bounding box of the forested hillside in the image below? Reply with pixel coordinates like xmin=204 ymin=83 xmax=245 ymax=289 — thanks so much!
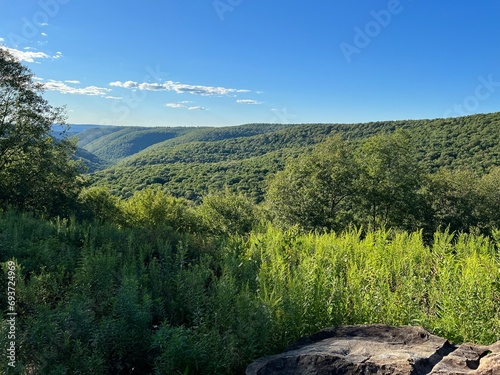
xmin=77 ymin=127 xmax=195 ymax=163
xmin=81 ymin=113 xmax=500 ymax=201
xmin=2 ymin=47 xmax=500 ymax=375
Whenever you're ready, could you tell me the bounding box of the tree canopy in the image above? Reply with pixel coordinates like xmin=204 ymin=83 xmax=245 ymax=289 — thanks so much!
xmin=266 ymin=131 xmax=500 ymax=235
xmin=0 ymin=48 xmax=82 ymax=215
xmin=266 ymin=135 xmax=357 ymax=231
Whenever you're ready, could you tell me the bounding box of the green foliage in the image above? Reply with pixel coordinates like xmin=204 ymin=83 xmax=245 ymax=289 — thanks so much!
xmin=86 ymin=113 xmax=500 ymax=202
xmin=267 ymin=135 xmax=357 ymax=231
xmin=266 ymin=130 xmax=500 ymax=235
xmin=247 ymin=226 xmax=500 ymax=346
xmin=424 ymin=168 xmax=482 ymax=233
xmin=477 ymin=166 xmax=500 ymax=230
xmin=1 ymin=208 xmax=500 ymax=373
xmin=73 ymin=146 xmax=108 ymax=173
xmin=354 ymin=130 xmax=424 ymax=230
xmin=121 ymin=187 xmax=197 ymax=231
xmin=422 ymin=166 xmax=500 ymax=235
xmin=2 ymin=56 xmax=500 ymax=372
xmin=0 ymin=48 xmax=82 ymax=216
xmin=197 ymin=189 xmax=258 ymax=235
xmin=78 ymin=126 xmax=193 ymax=163
xmin=77 ymin=186 xmax=123 ymax=223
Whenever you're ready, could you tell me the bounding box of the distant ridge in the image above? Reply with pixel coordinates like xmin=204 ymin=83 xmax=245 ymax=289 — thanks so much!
xmin=73 ymin=112 xmax=500 ymax=201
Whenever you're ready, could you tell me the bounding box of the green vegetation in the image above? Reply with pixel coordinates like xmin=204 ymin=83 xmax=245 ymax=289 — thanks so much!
xmin=83 ymin=113 xmax=500 ymax=201
xmin=1 ymin=50 xmax=500 ymax=374
xmin=1 ymin=208 xmax=500 ymax=374
xmin=266 ymin=131 xmax=500 ymax=238
xmin=78 ymin=127 xmax=194 ymax=163
xmin=0 ymin=48 xmax=82 ymax=217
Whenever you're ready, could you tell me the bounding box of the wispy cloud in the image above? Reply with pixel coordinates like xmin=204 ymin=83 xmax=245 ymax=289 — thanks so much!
xmin=165 ymin=102 xmax=207 ymax=111
xmin=237 ymin=99 xmax=262 ymax=105
xmin=105 ymin=96 xmax=123 ymax=100
xmin=0 ymin=45 xmax=61 ymax=62
xmin=43 ymin=79 xmax=111 ymax=96
xmin=64 ymin=80 xmax=81 ymax=84
xmin=110 ymin=79 xmax=250 ymax=97
xmin=165 ymin=103 xmax=185 ymax=108
xmin=1 ymin=46 xmax=49 ymax=62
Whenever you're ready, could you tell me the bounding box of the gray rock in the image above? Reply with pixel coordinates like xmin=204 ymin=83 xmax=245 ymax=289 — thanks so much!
xmin=430 ymin=341 xmax=500 ymax=375
xmin=246 ymin=325 xmax=500 ymax=375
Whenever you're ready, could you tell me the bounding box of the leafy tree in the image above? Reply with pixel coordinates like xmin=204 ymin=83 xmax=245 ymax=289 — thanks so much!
xmin=423 ymin=167 xmax=500 ymax=234
xmin=197 ymin=188 xmax=257 ymax=235
xmin=477 ymin=166 xmax=500 ymax=231
xmin=77 ymin=186 xmax=123 ymax=223
xmin=354 ymin=130 xmax=424 ymax=230
xmin=0 ymin=47 xmax=82 ymax=215
xmin=121 ymin=187 xmax=196 ymax=231
xmin=423 ymin=168 xmax=481 ymax=233
xmin=266 ymin=135 xmax=358 ymax=231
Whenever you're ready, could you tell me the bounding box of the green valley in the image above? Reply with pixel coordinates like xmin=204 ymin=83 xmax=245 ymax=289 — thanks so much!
xmin=2 ymin=46 xmax=500 ymax=374
xmin=77 ymin=113 xmax=500 ymax=202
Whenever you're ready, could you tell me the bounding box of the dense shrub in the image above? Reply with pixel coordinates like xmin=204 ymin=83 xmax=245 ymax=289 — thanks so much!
xmin=1 ymin=209 xmax=499 ymax=374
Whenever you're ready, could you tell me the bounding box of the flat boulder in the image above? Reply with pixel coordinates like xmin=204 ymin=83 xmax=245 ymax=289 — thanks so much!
xmin=246 ymin=325 xmax=500 ymax=374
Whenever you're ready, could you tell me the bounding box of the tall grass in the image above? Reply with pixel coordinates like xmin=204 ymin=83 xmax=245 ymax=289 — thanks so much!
xmin=247 ymin=226 xmax=500 ymax=347
xmin=1 ymin=210 xmax=500 ymax=374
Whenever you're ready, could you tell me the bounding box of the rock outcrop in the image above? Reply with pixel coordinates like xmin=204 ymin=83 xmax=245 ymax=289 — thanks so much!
xmin=246 ymin=325 xmax=500 ymax=374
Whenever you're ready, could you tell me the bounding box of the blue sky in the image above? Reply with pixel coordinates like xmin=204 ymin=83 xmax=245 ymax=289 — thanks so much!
xmin=1 ymin=0 xmax=500 ymax=127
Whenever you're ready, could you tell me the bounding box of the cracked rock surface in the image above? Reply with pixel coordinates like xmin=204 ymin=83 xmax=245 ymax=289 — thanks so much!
xmin=246 ymin=325 xmax=500 ymax=375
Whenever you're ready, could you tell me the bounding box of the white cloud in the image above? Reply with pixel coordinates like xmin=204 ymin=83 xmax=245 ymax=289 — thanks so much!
xmin=237 ymin=99 xmax=262 ymax=105
xmin=1 ymin=46 xmax=50 ymax=62
xmin=0 ymin=46 xmax=62 ymax=62
xmin=110 ymin=80 xmax=138 ymax=89
xmin=43 ymin=80 xmax=111 ymax=96
xmin=166 ymin=103 xmax=185 ymax=108
xmin=165 ymin=101 xmax=207 ymax=111
xmin=105 ymin=96 xmax=123 ymax=100
xmin=41 ymin=32 xmax=48 ymax=37
xmin=110 ymin=79 xmax=250 ymax=97
xmin=64 ymin=80 xmax=81 ymax=84
xmin=0 ymin=37 xmax=4 ymax=43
